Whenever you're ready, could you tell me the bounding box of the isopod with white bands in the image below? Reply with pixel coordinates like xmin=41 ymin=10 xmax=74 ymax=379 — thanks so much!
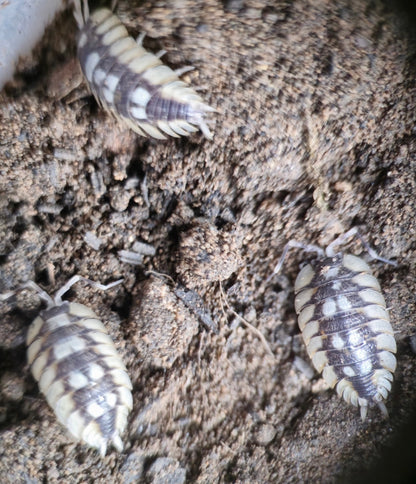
xmin=271 ymin=228 xmax=397 ymax=421
xmin=1 ymin=275 xmax=133 ymax=457
xmin=74 ymin=0 xmax=215 ymax=140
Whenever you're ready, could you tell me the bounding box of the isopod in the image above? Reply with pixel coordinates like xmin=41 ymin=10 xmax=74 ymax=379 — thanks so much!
xmin=74 ymin=0 xmax=214 ymax=139
xmin=272 ymin=228 xmax=397 ymax=420
xmin=1 ymin=275 xmax=133 ymax=456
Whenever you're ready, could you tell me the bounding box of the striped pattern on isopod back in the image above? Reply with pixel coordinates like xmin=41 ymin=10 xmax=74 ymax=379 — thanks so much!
xmin=74 ymin=1 xmax=214 ymax=139
xmin=26 ymin=300 xmax=133 ymax=456
xmin=294 ymin=253 xmax=396 ymax=420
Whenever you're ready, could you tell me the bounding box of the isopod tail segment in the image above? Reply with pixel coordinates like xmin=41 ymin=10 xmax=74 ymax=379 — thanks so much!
xmin=270 ymin=228 xmax=397 ymax=421
xmin=1 ymin=276 xmax=133 ymax=457
xmin=73 ymin=0 xmax=215 ymax=140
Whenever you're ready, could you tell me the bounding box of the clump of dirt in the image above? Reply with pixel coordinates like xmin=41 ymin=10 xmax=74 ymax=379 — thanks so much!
xmin=129 ymin=276 xmax=199 ymax=369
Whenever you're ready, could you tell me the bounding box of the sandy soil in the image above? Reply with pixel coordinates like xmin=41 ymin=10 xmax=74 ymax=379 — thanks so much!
xmin=1 ymin=0 xmax=416 ymax=482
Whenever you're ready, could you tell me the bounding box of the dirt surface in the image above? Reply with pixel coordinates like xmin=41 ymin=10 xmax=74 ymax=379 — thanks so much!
xmin=1 ymin=0 xmax=416 ymax=482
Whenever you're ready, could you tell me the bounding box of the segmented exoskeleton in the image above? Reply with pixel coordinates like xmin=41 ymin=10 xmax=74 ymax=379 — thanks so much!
xmin=74 ymin=0 xmax=214 ymax=139
xmin=1 ymin=276 xmax=132 ymax=456
xmin=272 ymin=229 xmax=397 ymax=420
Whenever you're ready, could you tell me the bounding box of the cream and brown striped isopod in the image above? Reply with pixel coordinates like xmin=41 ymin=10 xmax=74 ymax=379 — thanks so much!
xmin=271 ymin=228 xmax=397 ymax=420
xmin=1 ymin=275 xmax=133 ymax=456
xmin=73 ymin=0 xmax=214 ymax=140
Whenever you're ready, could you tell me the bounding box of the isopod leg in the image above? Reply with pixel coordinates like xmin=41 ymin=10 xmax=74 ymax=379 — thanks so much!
xmin=175 ymin=66 xmax=195 ymax=77
xmin=268 ymin=240 xmax=325 ymax=282
xmin=136 ymin=32 xmax=146 ymax=46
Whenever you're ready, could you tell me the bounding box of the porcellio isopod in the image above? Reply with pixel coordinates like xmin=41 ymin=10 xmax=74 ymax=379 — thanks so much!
xmin=272 ymin=228 xmax=397 ymax=420
xmin=74 ymin=0 xmax=214 ymax=139
xmin=1 ymin=276 xmax=133 ymax=456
